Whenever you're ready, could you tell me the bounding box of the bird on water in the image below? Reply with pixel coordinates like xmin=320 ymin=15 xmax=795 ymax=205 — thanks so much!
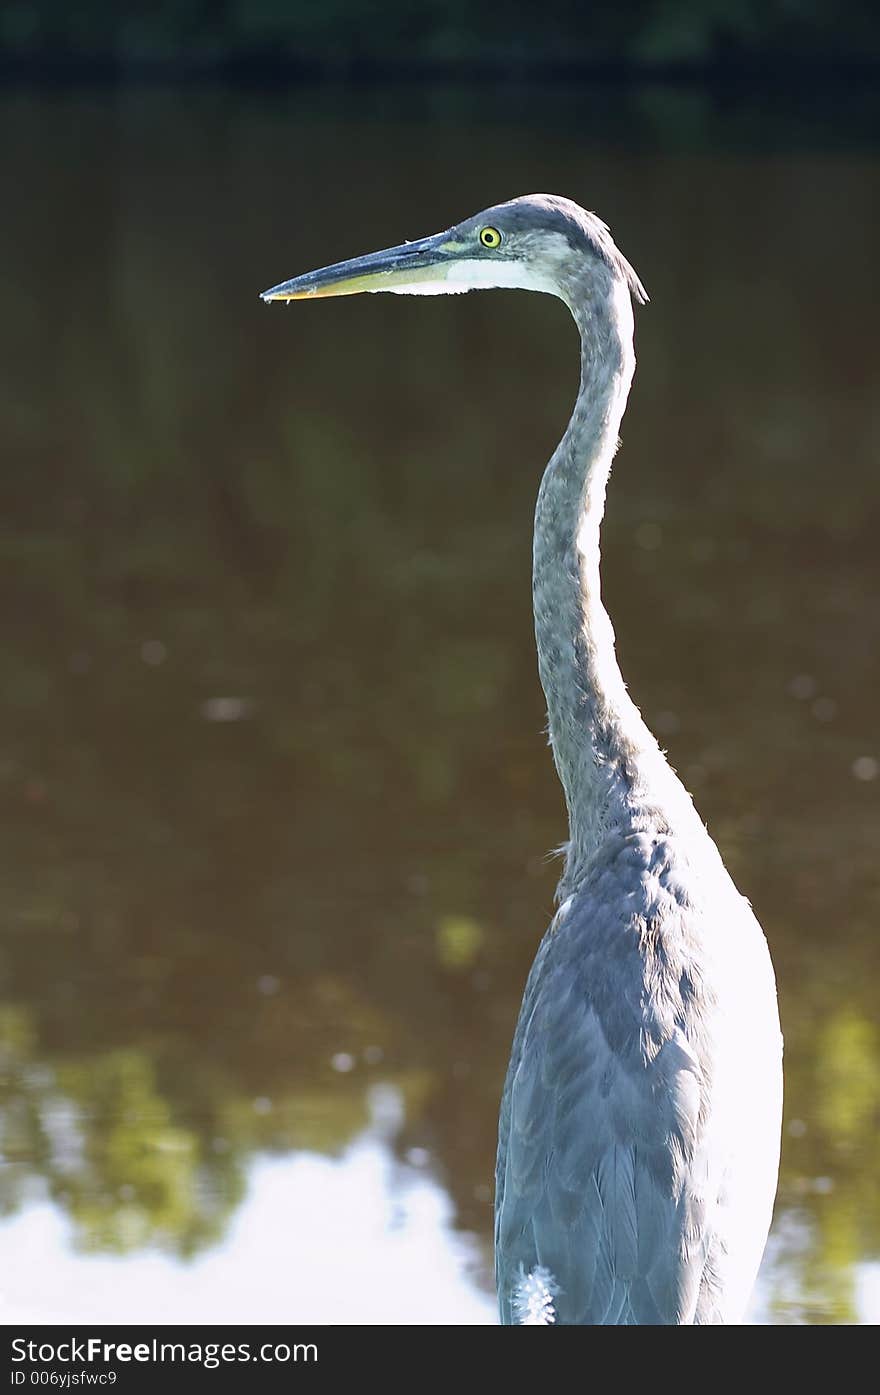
xmin=261 ymin=195 xmax=783 ymax=1325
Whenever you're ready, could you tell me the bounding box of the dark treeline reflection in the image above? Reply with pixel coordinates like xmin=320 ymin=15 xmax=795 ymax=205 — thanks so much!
xmin=0 ymin=87 xmax=878 ymax=1322
xmin=3 ymin=0 xmax=880 ymax=71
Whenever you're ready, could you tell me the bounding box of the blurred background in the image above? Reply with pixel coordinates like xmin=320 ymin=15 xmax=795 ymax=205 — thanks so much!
xmin=0 ymin=2 xmax=878 ymax=1326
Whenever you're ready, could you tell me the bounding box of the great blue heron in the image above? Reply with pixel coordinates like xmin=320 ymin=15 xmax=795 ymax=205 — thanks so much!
xmin=261 ymin=195 xmax=783 ymax=1325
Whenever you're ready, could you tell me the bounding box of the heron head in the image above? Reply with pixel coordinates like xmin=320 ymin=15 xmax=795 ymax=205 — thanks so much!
xmin=260 ymin=194 xmax=646 ymax=309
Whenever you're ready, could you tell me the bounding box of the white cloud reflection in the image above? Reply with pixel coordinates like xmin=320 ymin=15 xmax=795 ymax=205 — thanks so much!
xmin=0 ymin=1085 xmax=495 ymax=1326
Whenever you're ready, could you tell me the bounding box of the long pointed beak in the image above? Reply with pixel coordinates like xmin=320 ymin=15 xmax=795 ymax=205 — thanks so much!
xmin=261 ymin=230 xmax=459 ymax=302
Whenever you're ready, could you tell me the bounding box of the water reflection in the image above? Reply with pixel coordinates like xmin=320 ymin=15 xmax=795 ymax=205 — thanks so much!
xmin=0 ymin=84 xmax=878 ymax=1323
xmin=0 ymin=1087 xmax=494 ymax=1325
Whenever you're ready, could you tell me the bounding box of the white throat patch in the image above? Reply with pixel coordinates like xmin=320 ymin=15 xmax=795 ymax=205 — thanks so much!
xmin=384 ymin=253 xmax=566 ymax=299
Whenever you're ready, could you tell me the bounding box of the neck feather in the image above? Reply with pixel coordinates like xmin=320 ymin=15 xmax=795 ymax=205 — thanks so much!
xmin=533 ymin=275 xmax=670 ymax=885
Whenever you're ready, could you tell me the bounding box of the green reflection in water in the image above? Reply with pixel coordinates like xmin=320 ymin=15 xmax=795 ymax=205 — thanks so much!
xmin=0 ymin=85 xmax=877 ymax=1320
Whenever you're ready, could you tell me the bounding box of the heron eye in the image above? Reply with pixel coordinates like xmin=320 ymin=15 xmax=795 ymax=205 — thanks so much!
xmin=479 ymin=226 xmax=502 ymax=249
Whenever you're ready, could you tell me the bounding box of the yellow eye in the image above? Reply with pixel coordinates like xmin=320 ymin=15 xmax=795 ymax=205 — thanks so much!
xmin=479 ymin=226 xmax=502 ymax=249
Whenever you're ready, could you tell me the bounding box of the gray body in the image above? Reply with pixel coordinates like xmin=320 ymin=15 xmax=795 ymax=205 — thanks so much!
xmin=496 ymin=833 xmax=781 ymax=1325
xmin=261 ymin=194 xmax=783 ymax=1325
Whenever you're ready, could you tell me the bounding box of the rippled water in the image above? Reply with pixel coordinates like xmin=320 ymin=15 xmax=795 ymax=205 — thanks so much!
xmin=0 ymin=84 xmax=877 ymax=1324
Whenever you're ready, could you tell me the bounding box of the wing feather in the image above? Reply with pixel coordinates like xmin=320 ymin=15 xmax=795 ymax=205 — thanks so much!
xmin=495 ymin=832 xmax=717 ymax=1325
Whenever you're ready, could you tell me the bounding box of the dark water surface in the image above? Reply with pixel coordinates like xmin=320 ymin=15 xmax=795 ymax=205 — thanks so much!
xmin=0 ymin=85 xmax=878 ymax=1323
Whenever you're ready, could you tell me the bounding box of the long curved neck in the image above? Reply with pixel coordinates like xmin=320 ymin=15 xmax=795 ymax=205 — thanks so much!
xmin=533 ymin=277 xmax=662 ymax=882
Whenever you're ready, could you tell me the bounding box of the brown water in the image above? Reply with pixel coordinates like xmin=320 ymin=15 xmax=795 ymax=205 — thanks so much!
xmin=0 ymin=84 xmax=878 ymax=1324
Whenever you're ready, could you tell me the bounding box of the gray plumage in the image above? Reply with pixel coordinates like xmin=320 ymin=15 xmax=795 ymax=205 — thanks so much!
xmin=260 ymin=194 xmax=784 ymax=1326
xmin=490 ymin=197 xmax=782 ymax=1325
